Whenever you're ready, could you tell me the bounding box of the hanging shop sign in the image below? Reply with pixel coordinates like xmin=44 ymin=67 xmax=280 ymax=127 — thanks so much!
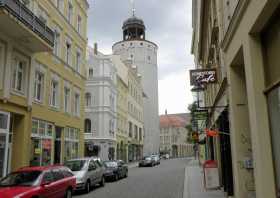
xmin=193 ymin=110 xmax=208 ymax=121
xmin=190 ymin=69 xmax=217 ymax=85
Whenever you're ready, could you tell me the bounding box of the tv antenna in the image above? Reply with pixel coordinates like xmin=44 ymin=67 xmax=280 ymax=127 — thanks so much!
xmin=130 ymin=0 xmax=136 ymax=16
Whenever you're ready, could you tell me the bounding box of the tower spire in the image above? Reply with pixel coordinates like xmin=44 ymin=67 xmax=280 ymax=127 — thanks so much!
xmin=130 ymin=0 xmax=136 ymax=16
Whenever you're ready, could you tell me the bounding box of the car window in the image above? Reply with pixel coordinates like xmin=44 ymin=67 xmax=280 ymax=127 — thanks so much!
xmin=52 ymin=169 xmax=65 ymax=181
xmin=61 ymin=168 xmax=74 ymax=178
xmin=64 ymin=160 xmax=87 ymax=171
xmin=118 ymin=160 xmax=125 ymax=165
xmin=103 ymin=161 xmax=118 ymax=168
xmin=95 ymin=160 xmax=103 ymax=167
xmin=88 ymin=160 xmax=97 ymax=171
xmin=0 ymin=171 xmax=42 ymax=187
xmin=42 ymin=171 xmax=53 ymax=183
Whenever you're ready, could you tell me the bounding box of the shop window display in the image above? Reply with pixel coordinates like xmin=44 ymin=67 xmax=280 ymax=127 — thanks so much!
xmin=64 ymin=127 xmax=79 ymax=161
xmin=30 ymin=119 xmax=53 ymax=166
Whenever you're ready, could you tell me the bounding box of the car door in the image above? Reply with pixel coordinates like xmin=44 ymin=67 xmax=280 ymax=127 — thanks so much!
xmin=94 ymin=160 xmax=103 ymax=181
xmin=88 ymin=160 xmax=98 ymax=185
xmin=51 ymin=168 xmax=67 ymax=197
xmin=118 ymin=161 xmax=124 ymax=177
xmin=40 ymin=171 xmax=57 ymax=198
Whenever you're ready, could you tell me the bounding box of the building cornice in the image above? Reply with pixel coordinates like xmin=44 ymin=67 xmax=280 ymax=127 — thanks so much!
xmin=220 ymin=0 xmax=250 ymax=51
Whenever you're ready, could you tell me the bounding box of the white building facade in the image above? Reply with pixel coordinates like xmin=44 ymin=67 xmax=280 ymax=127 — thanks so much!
xmin=84 ymin=47 xmax=117 ymax=161
xmin=113 ymin=16 xmax=160 ymax=155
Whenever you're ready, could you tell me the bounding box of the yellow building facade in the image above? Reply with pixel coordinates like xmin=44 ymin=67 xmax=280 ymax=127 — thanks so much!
xmin=116 ymin=69 xmax=129 ymax=162
xmin=115 ymin=56 xmax=144 ymax=163
xmin=127 ymin=62 xmax=144 ymax=162
xmin=0 ymin=0 xmax=88 ymax=178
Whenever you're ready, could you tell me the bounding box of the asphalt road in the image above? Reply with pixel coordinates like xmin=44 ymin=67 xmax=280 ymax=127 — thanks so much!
xmin=75 ymin=158 xmax=190 ymax=198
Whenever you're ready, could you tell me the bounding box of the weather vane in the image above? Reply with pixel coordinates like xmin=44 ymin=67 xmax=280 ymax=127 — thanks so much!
xmin=130 ymin=0 xmax=136 ymax=16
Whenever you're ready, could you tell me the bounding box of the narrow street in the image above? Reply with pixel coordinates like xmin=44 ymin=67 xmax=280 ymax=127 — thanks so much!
xmin=75 ymin=158 xmax=190 ymax=198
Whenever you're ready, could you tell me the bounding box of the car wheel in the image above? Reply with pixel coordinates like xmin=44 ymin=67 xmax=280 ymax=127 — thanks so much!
xmin=85 ymin=180 xmax=91 ymax=194
xmin=115 ymin=174 xmax=119 ymax=181
xmin=99 ymin=176 xmax=105 ymax=187
xmin=65 ymin=188 xmax=72 ymax=198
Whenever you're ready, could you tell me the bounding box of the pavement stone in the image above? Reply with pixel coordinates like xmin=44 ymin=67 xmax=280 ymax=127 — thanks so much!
xmin=183 ymin=159 xmax=225 ymax=198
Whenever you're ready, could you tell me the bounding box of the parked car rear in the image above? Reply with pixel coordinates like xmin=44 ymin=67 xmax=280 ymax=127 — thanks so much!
xmin=0 ymin=165 xmax=75 ymax=198
xmin=138 ymin=156 xmax=155 ymax=167
xmin=64 ymin=157 xmax=105 ymax=193
xmin=103 ymin=160 xmax=128 ymax=181
xmin=151 ymin=155 xmax=161 ymax=165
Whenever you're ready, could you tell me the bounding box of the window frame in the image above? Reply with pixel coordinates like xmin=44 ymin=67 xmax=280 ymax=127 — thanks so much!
xmin=34 ymin=70 xmax=44 ymax=102
xmin=49 ymin=75 xmax=60 ymax=108
xmin=11 ymin=54 xmax=28 ymax=95
xmin=64 ymin=85 xmax=71 ymax=113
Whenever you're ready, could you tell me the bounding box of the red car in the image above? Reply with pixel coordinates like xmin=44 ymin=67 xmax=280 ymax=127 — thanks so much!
xmin=0 ymin=165 xmax=76 ymax=198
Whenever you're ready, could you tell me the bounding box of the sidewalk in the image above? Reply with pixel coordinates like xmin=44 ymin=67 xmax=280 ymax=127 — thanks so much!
xmin=183 ymin=159 xmax=225 ymax=198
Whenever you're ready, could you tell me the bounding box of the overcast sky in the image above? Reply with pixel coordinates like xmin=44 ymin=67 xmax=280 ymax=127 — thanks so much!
xmin=87 ymin=0 xmax=194 ymax=115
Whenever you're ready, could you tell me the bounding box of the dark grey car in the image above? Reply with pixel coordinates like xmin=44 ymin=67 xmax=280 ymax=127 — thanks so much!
xmin=138 ymin=156 xmax=156 ymax=167
xmin=64 ymin=157 xmax=105 ymax=193
xmin=103 ymin=160 xmax=128 ymax=181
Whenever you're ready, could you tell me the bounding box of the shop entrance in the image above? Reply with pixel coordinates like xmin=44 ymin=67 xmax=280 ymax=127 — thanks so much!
xmin=0 ymin=111 xmax=10 ymax=178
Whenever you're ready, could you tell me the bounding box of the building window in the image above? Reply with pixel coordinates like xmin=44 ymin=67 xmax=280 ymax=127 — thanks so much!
xmin=85 ymin=93 xmax=91 ymax=107
xmin=110 ymin=95 xmax=115 ymax=110
xmin=50 ymin=80 xmax=59 ymax=107
xmin=56 ymin=0 xmax=64 ymax=13
xmin=77 ymin=15 xmax=82 ymax=34
xmin=12 ymin=58 xmax=26 ymax=93
xmin=64 ymin=86 xmax=70 ymax=113
xmin=34 ymin=71 xmax=44 ymax=102
xmin=53 ymin=29 xmax=60 ymax=57
xmin=89 ymin=68 xmax=93 ymax=78
xmin=109 ymin=119 xmax=114 ymax=135
xmin=30 ymin=119 xmax=53 ymax=166
xmin=64 ymin=127 xmax=79 ymax=161
xmin=66 ymin=41 xmax=71 ymax=66
xmin=129 ymin=122 xmax=132 ymax=137
xmin=134 ymin=125 xmax=138 ymax=139
xmin=139 ymin=128 xmax=142 ymax=141
xmin=76 ymin=51 xmax=81 ymax=72
xmin=67 ymin=2 xmax=73 ymax=24
xmin=74 ymin=93 xmax=80 ymax=116
xmin=85 ymin=119 xmax=91 ymax=133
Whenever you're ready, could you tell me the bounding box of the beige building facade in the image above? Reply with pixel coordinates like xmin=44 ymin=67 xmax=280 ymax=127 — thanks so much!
xmin=159 ymin=113 xmax=193 ymax=158
xmin=192 ymin=0 xmax=280 ymax=198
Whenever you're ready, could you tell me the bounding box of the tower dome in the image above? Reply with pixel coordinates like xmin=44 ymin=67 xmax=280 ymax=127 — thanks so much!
xmin=122 ymin=16 xmax=146 ymax=41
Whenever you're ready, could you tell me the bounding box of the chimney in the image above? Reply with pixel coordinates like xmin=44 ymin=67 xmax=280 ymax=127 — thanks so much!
xmin=165 ymin=109 xmax=167 ymax=115
xmin=94 ymin=43 xmax=98 ymax=55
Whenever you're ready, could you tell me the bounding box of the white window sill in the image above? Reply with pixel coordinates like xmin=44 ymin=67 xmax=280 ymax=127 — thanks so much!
xmin=49 ymin=105 xmax=60 ymax=111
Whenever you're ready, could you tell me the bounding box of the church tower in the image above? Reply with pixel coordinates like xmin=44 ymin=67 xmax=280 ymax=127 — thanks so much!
xmin=112 ymin=3 xmax=160 ymax=155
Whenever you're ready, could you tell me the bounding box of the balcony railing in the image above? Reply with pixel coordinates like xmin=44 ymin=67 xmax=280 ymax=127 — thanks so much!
xmin=0 ymin=0 xmax=54 ymax=47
